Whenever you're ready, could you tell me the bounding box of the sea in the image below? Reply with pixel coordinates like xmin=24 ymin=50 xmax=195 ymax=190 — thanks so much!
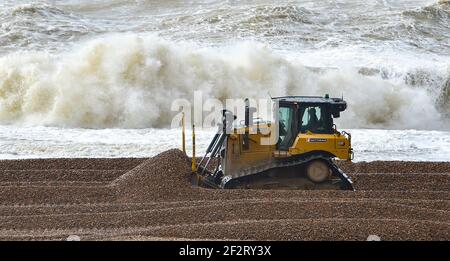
xmin=0 ymin=0 xmax=449 ymax=161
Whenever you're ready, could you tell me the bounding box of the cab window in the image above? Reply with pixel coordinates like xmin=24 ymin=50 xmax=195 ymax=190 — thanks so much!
xmin=300 ymin=105 xmax=331 ymax=134
xmin=277 ymin=106 xmax=295 ymax=150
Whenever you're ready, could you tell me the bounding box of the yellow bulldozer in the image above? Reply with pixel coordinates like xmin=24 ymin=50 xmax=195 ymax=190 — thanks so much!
xmin=195 ymin=95 xmax=354 ymax=190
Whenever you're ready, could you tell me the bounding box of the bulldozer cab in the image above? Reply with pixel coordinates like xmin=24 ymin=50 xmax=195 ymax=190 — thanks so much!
xmin=277 ymin=97 xmax=341 ymax=151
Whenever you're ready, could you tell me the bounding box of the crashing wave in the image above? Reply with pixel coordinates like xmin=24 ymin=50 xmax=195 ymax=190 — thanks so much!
xmin=0 ymin=34 xmax=448 ymax=130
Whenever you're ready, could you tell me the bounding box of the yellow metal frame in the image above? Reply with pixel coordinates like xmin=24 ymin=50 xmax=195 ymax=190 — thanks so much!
xmin=289 ymin=132 xmax=352 ymax=160
xmin=181 ymin=112 xmax=186 ymax=153
xmin=191 ymin=124 xmax=197 ymax=172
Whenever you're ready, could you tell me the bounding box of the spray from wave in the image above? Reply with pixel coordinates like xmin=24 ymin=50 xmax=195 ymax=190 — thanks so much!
xmin=0 ymin=34 xmax=448 ymax=130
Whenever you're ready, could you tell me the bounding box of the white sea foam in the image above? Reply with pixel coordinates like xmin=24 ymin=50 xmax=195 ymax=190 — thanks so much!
xmin=0 ymin=125 xmax=449 ymax=161
xmin=0 ymin=34 xmax=447 ymax=130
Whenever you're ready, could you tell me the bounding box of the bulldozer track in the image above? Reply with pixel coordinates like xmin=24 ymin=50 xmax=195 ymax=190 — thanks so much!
xmin=207 ymin=154 xmax=354 ymax=189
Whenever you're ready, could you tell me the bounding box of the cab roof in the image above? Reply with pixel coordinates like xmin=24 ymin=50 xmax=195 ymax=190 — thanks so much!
xmin=272 ymin=95 xmax=345 ymax=104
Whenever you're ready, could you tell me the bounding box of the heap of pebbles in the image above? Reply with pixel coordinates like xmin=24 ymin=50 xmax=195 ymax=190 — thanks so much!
xmin=112 ymin=149 xmax=192 ymax=202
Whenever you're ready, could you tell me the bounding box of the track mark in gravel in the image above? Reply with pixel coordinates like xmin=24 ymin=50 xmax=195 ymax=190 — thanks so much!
xmin=0 ymin=197 xmax=447 ymax=217
xmin=87 ymin=218 xmax=450 ymax=241
xmin=0 ymin=200 xmax=448 ymax=231
xmin=337 ymin=161 xmax=450 ymax=174
xmin=0 ymin=197 xmax=447 ymax=218
xmin=0 ymin=170 xmax=124 ymax=182
xmin=0 ymin=181 xmax=109 ymax=187
xmin=1 ymin=218 xmax=448 ymax=241
xmin=352 ymin=173 xmax=450 ymax=191
xmin=161 ymin=218 xmax=449 ymax=241
xmin=0 ymin=158 xmax=145 ymax=171
xmin=0 ymin=149 xmax=448 ymax=240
